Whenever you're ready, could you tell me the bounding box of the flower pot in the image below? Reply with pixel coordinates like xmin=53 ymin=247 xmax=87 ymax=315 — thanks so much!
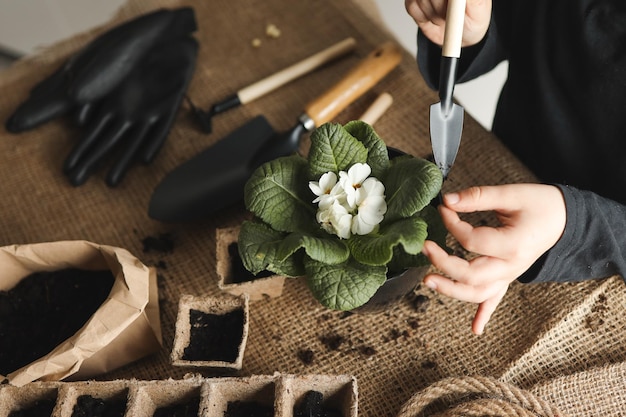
xmin=216 ymin=226 xmax=286 ymax=300
xmin=354 ymin=266 xmax=430 ymax=313
xmin=171 ymin=294 xmax=249 ymax=370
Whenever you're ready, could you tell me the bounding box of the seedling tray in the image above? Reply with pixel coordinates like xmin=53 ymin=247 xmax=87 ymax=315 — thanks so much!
xmin=0 ymin=374 xmax=358 ymax=417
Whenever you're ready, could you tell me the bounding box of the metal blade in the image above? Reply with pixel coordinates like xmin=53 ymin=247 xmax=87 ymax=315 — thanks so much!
xmin=429 ymin=101 xmax=464 ymax=179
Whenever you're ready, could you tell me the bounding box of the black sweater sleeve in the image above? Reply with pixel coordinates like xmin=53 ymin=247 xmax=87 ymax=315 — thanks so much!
xmin=518 ymin=185 xmax=626 ymax=284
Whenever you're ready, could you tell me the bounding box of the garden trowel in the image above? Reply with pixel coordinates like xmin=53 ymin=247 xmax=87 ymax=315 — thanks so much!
xmin=149 ymin=42 xmax=402 ymax=222
xmin=191 ymin=37 xmax=357 ymax=133
xmin=430 ymin=0 xmax=466 ymax=179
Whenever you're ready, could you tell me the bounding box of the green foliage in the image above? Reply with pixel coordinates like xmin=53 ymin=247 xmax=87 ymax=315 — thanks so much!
xmin=239 ymin=121 xmax=446 ymax=310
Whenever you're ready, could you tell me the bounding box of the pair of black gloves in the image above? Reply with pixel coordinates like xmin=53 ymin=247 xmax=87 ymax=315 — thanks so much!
xmin=6 ymin=7 xmax=199 ymax=186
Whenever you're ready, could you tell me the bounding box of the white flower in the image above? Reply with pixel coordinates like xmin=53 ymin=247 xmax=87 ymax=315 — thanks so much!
xmin=356 ymin=177 xmax=385 ymax=204
xmin=351 ymin=177 xmax=387 ymax=235
xmin=352 ymin=195 xmax=387 ymax=235
xmin=339 ymin=163 xmax=371 ymax=209
xmin=309 ymin=172 xmax=337 ymax=203
xmin=317 ymin=200 xmax=353 ymax=239
xmin=311 ymin=163 xmax=386 ymax=238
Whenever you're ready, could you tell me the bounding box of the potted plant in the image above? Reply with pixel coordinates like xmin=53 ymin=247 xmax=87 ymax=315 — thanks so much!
xmin=237 ymin=121 xmax=447 ymax=311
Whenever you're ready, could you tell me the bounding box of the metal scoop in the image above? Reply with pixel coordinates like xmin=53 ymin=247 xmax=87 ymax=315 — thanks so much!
xmin=430 ymin=0 xmax=466 ymax=179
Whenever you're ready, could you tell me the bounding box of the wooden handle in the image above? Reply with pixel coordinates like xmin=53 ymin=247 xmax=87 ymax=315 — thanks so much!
xmin=237 ymin=37 xmax=357 ymax=104
xmin=359 ymin=92 xmax=393 ymax=125
xmin=442 ymin=0 xmax=466 ymax=58
xmin=304 ymin=41 xmax=402 ymax=127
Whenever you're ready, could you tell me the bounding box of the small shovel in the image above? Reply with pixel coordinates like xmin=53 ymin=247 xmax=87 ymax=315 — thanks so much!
xmin=149 ymin=42 xmax=402 ymax=222
xmin=430 ymin=0 xmax=466 ymax=179
xmin=191 ymin=37 xmax=357 ymax=133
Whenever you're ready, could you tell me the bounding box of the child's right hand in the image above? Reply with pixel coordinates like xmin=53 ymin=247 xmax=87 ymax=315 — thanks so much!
xmin=405 ymin=0 xmax=492 ymax=48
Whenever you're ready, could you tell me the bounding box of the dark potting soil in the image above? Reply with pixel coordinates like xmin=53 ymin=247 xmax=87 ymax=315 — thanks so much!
xmin=319 ymin=334 xmax=345 ymax=351
xmin=182 ymin=308 xmax=244 ymax=362
xmin=297 ymin=348 xmax=315 ymax=365
xmin=228 ymin=243 xmax=273 ymax=283
xmin=224 ymin=400 xmax=274 ymax=417
xmin=294 ymin=391 xmax=342 ymax=417
xmin=142 ymin=233 xmax=175 ymax=253
xmin=0 ymin=268 xmax=114 ymax=376
xmin=71 ymin=395 xmax=126 ymax=417
xmin=8 ymin=398 xmax=56 ymax=417
xmin=152 ymin=397 xmax=200 ymax=417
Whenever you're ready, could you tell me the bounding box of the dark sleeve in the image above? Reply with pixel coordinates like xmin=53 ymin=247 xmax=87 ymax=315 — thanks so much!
xmin=518 ymin=185 xmax=626 ymax=284
xmin=416 ymin=11 xmax=507 ymax=90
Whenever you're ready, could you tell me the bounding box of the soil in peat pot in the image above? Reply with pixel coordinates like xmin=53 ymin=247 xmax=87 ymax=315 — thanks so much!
xmin=8 ymin=398 xmax=57 ymax=417
xmin=227 ymin=243 xmax=273 ymax=284
xmin=225 ymin=400 xmax=274 ymax=417
xmin=153 ymin=397 xmax=200 ymax=417
xmin=0 ymin=268 xmax=114 ymax=376
xmin=182 ymin=308 xmax=244 ymax=363
xmin=294 ymin=391 xmax=342 ymax=417
xmin=71 ymin=395 xmax=127 ymax=417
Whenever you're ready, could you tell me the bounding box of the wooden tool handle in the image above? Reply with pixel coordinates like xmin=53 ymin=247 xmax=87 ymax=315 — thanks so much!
xmin=442 ymin=0 xmax=466 ymax=58
xmin=237 ymin=37 xmax=357 ymax=104
xmin=359 ymin=92 xmax=393 ymax=125
xmin=304 ymin=41 xmax=402 ymax=127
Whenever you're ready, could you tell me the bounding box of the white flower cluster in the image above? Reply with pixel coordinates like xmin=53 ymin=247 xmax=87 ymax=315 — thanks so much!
xmin=309 ymin=163 xmax=387 ymax=239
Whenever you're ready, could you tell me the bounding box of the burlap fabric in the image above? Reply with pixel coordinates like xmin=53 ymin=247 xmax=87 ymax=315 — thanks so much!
xmin=0 ymin=0 xmax=624 ymax=416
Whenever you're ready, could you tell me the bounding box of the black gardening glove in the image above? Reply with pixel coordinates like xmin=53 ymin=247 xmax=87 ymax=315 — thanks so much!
xmin=63 ymin=36 xmax=199 ymax=186
xmin=6 ymin=7 xmax=196 ymax=132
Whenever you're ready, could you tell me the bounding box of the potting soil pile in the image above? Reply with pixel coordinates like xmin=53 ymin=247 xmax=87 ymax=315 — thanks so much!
xmin=0 ymin=0 xmax=624 ymax=416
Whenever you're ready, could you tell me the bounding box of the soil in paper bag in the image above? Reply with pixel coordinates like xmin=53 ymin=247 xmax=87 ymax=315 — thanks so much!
xmin=0 ymin=268 xmax=114 ymax=376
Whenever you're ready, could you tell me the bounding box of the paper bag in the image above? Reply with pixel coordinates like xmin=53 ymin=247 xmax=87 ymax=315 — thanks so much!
xmin=0 ymin=240 xmax=162 ymax=387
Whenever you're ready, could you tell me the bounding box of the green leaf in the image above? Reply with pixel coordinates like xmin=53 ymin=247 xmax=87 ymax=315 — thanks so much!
xmin=420 ymin=204 xmax=448 ymax=249
xmin=386 ymin=248 xmax=431 ymax=274
xmin=304 ymin=257 xmax=387 ymax=310
xmin=386 ymin=206 xmax=448 ymax=272
xmin=348 ymin=217 xmax=429 ymax=266
xmin=277 ymin=232 xmax=349 ymax=265
xmin=244 ymin=155 xmax=317 ymax=233
xmin=343 ymin=120 xmax=389 ymax=178
xmin=384 ymin=157 xmax=443 ymax=222
xmin=307 ymin=123 xmax=368 ymax=178
xmin=238 ymin=220 xmax=305 ymax=277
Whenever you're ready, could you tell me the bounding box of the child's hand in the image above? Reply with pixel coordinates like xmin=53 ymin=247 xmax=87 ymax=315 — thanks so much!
xmin=405 ymin=0 xmax=492 ymax=47
xmin=421 ymin=184 xmax=566 ymax=335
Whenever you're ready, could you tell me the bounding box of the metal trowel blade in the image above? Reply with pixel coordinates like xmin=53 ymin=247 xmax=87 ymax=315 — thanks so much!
xmin=429 ymin=101 xmax=464 ymax=179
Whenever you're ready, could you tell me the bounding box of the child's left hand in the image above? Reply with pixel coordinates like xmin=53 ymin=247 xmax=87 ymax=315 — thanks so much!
xmin=421 ymin=184 xmax=567 ymax=335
